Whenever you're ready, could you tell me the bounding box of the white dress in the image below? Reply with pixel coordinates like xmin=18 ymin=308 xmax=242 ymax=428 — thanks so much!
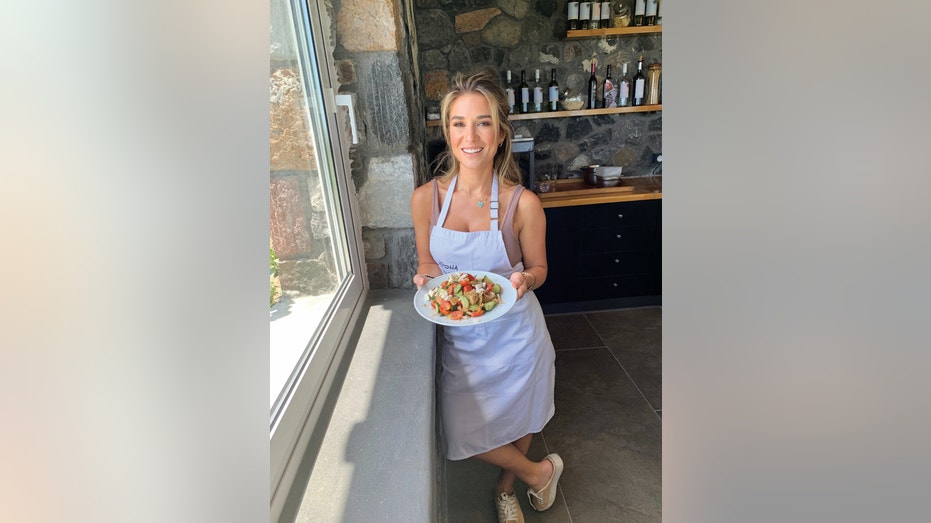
xmin=430 ymin=175 xmax=556 ymax=460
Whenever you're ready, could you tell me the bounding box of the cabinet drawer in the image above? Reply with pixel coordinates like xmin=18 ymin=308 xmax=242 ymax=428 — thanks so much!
xmin=542 ymin=205 xmax=577 ymax=232
xmin=578 ymin=250 xmax=655 ymax=276
xmin=577 ymin=274 xmax=655 ymax=299
xmin=578 ymin=225 xmax=655 ymax=254
xmin=581 ymin=199 xmax=658 ymax=230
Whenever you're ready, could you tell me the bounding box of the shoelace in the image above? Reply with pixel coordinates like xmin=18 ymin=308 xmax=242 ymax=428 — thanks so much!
xmin=527 ymin=488 xmax=543 ymax=503
xmin=497 ymin=493 xmax=520 ymax=521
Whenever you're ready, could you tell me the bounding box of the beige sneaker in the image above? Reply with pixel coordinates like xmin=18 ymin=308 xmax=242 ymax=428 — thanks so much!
xmin=495 ymin=491 xmax=524 ymax=523
xmin=526 ymin=453 xmax=564 ymax=511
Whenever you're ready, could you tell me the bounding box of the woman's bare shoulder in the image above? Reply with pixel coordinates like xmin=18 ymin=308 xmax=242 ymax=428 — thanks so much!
xmin=516 ymin=185 xmax=542 ymax=210
xmin=412 ymin=178 xmax=438 ymax=198
xmin=411 ymin=177 xmax=449 ymax=210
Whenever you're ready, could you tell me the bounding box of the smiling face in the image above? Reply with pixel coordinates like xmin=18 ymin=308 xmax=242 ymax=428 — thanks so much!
xmin=447 ymin=92 xmax=501 ymax=176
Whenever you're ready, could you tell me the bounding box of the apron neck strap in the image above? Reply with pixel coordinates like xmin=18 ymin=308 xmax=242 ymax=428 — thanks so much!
xmin=489 ymin=173 xmax=499 ymax=230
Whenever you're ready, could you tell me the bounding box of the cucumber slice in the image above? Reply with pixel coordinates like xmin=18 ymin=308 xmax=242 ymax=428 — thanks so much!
xmin=483 ymin=302 xmax=496 ymax=311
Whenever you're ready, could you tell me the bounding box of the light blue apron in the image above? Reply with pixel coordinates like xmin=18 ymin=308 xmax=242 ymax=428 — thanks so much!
xmin=431 ymin=175 xmax=556 ymax=460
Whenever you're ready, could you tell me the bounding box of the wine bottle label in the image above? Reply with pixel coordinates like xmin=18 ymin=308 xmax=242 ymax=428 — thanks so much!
xmin=604 ymin=79 xmax=616 ymax=108
xmin=620 ymin=82 xmax=629 ymax=100
xmin=521 ymin=87 xmax=529 ymax=110
xmin=634 ymin=79 xmax=645 ymax=98
xmin=507 ymin=88 xmax=515 ymax=109
xmin=548 ymin=86 xmax=559 ymax=110
xmin=533 ymin=87 xmax=543 ymax=104
xmin=646 ymin=0 xmax=658 ymax=17
xmin=601 ymin=2 xmax=612 ymax=21
xmin=591 ymin=3 xmax=601 ymax=21
xmin=635 ymin=0 xmax=645 ymax=16
xmin=568 ymin=2 xmax=579 ymax=20
xmin=580 ymin=2 xmax=591 ymax=20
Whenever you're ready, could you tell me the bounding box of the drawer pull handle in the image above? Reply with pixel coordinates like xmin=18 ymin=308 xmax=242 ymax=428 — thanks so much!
xmin=614 ymin=259 xmax=620 ymax=263
xmin=613 ymin=282 xmax=618 ymax=287
xmin=616 ymin=234 xmax=622 ymax=239
xmin=617 ymin=214 xmax=624 ymax=219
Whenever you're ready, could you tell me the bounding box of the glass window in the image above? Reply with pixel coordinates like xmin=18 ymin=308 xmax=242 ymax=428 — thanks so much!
xmin=269 ymin=0 xmax=365 ymax=517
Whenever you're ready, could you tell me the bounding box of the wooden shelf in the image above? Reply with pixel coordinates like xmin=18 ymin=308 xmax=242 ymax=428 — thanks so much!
xmin=537 ymin=178 xmax=662 ymax=209
xmin=425 ymin=104 xmax=661 ymax=127
xmin=565 ymin=25 xmax=662 ymax=39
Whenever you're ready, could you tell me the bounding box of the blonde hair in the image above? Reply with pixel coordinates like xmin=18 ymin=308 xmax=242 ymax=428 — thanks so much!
xmin=434 ymin=70 xmax=522 ymax=187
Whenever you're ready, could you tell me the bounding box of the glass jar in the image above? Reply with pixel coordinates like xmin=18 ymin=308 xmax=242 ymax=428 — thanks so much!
xmin=613 ymin=2 xmax=631 ymax=28
xmin=646 ymin=63 xmax=661 ymax=105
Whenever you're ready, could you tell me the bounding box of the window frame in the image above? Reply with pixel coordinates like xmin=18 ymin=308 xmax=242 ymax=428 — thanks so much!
xmin=269 ymin=0 xmax=367 ymax=519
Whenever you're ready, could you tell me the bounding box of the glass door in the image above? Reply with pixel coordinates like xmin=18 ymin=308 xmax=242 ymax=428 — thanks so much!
xmin=269 ymin=0 xmax=365 ymax=517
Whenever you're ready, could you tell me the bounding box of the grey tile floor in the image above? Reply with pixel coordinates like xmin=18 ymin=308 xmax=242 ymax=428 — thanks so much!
xmin=442 ymin=307 xmax=662 ymax=523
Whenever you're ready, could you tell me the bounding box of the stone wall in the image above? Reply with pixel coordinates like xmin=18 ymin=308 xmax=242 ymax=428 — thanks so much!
xmin=414 ymin=0 xmax=662 ymax=180
xmin=327 ymin=0 xmax=424 ymax=289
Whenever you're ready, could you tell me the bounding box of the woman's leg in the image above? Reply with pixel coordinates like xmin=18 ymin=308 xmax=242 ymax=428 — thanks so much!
xmin=494 ymin=434 xmax=532 ymax=494
xmin=474 ymin=435 xmax=554 ymax=493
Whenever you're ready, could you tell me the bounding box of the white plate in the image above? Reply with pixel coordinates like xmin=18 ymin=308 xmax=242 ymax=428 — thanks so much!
xmin=413 ymin=271 xmax=517 ymax=327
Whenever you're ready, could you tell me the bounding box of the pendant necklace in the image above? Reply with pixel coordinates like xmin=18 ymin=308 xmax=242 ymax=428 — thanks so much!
xmin=459 ymin=189 xmax=490 ymax=207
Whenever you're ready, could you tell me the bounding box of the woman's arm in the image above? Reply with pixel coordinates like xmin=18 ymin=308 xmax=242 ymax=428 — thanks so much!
xmin=510 ymin=188 xmax=548 ymax=299
xmin=410 ymin=181 xmax=441 ymax=288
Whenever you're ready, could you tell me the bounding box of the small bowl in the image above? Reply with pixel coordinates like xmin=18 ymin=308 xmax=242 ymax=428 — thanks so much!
xmin=594 ymin=174 xmax=622 ymax=187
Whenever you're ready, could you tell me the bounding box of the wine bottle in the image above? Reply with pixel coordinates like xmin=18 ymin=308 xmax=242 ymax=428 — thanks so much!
xmin=519 ymin=69 xmax=530 ymax=113
xmin=586 ymin=62 xmax=598 ymax=110
xmin=632 ymin=55 xmax=646 ymax=106
xmin=618 ymin=62 xmax=631 ymax=107
xmin=602 ymin=64 xmax=617 ymax=108
xmin=601 ymin=2 xmax=612 ymax=28
xmin=590 ymin=1 xmax=601 ymax=29
xmin=579 ymin=2 xmax=592 ymax=30
xmin=656 ymin=0 xmax=662 ymax=25
xmin=532 ymin=69 xmax=544 ymax=113
xmin=645 ymin=0 xmax=658 ymax=25
xmin=634 ymin=0 xmax=645 ymax=26
xmin=567 ymin=2 xmax=579 ymax=31
xmin=505 ymin=70 xmax=515 ymax=114
xmin=547 ymin=68 xmax=559 ymax=111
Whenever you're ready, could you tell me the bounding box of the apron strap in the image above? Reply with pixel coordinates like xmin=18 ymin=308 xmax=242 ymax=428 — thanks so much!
xmin=436 ymin=175 xmax=457 ymax=226
xmin=489 ymin=174 xmax=499 ymax=230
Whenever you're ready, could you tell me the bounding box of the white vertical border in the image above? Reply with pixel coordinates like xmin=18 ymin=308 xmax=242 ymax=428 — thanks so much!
xmin=269 ymin=0 xmax=368 ymax=520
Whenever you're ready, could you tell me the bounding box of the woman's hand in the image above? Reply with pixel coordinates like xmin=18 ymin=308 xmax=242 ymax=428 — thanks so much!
xmin=510 ymin=271 xmax=536 ymax=300
xmin=413 ymin=273 xmax=436 ymax=289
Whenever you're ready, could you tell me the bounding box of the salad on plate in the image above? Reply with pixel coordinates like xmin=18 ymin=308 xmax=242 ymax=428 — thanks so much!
xmin=425 ymin=272 xmax=503 ymax=320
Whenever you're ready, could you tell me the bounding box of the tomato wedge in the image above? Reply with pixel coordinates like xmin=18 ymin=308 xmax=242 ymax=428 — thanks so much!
xmin=448 ymin=310 xmax=464 ymax=320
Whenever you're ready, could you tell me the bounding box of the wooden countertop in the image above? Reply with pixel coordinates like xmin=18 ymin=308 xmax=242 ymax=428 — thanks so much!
xmin=536 ymin=176 xmax=662 ymax=208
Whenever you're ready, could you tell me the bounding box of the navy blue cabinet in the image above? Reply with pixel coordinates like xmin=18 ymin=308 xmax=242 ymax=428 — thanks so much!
xmin=535 ymin=199 xmax=662 ymax=313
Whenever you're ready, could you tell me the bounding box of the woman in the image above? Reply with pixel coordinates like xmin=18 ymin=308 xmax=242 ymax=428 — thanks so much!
xmin=410 ymin=70 xmax=563 ymax=523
